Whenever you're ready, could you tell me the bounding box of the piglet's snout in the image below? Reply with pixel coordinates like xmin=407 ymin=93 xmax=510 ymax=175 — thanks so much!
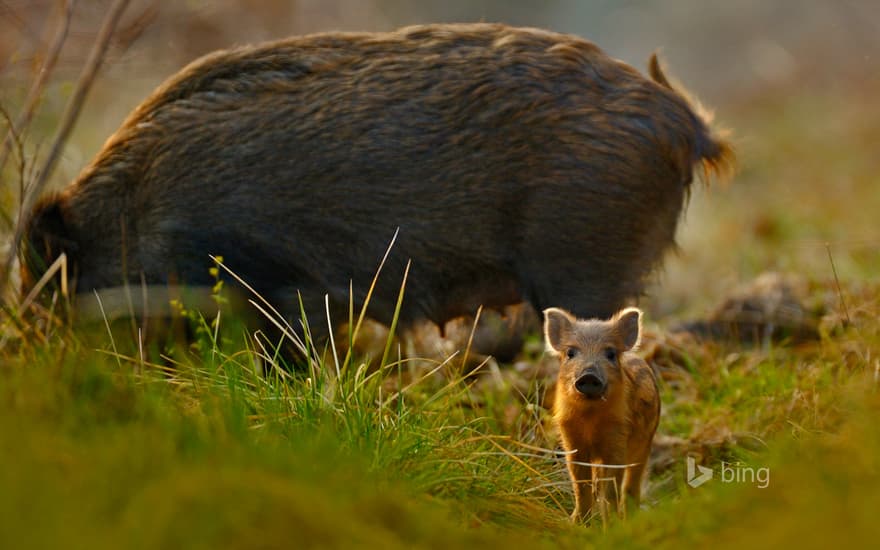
xmin=574 ymin=367 xmax=606 ymax=399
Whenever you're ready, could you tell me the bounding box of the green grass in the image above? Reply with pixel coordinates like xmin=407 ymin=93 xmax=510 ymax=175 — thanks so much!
xmin=0 ymin=320 xmax=576 ymax=549
xmin=2 ymin=277 xmax=879 ymax=548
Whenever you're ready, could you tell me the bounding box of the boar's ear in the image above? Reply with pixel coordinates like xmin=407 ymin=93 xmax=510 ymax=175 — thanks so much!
xmin=615 ymin=307 xmax=642 ymax=351
xmin=543 ymin=307 xmax=576 ymax=355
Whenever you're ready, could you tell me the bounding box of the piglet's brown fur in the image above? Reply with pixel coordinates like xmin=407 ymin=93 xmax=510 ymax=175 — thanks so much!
xmin=544 ymin=307 xmax=660 ymax=524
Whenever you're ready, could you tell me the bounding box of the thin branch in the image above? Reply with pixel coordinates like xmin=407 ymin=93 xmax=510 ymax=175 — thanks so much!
xmin=825 ymin=242 xmax=851 ymax=325
xmin=0 ymin=0 xmax=76 ymax=176
xmin=0 ymin=105 xmax=25 ymax=230
xmin=2 ymin=0 xmax=131 ymax=290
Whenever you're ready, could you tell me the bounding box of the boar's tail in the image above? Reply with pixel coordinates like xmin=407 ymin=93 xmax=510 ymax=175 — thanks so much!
xmin=648 ymin=53 xmax=735 ymax=184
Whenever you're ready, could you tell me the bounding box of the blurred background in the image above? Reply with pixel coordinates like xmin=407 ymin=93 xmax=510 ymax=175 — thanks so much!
xmin=3 ymin=0 xmax=877 ymax=96
xmin=1 ymin=0 xmax=878 ymax=318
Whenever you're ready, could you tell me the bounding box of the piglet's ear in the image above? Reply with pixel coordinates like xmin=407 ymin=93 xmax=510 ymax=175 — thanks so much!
xmin=543 ymin=307 xmax=576 ymax=355
xmin=615 ymin=307 xmax=642 ymax=351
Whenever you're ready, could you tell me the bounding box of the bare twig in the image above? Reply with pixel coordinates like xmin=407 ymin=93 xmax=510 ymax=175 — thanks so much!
xmin=2 ymin=0 xmax=131 ymax=291
xmin=0 ymin=105 xmax=26 ymax=230
xmin=825 ymin=242 xmax=851 ymax=325
xmin=0 ymin=0 xmax=76 ymax=176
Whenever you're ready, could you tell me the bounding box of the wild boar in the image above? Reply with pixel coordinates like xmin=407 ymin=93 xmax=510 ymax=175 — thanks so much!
xmin=21 ymin=23 xmax=732 ymax=349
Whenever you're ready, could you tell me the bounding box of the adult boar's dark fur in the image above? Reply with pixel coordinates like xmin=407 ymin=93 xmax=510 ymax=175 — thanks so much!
xmin=21 ymin=23 xmax=732 ymax=347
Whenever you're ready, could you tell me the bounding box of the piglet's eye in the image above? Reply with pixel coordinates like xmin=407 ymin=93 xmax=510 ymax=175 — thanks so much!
xmin=604 ymin=348 xmax=617 ymax=363
xmin=566 ymin=348 xmax=577 ymax=359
